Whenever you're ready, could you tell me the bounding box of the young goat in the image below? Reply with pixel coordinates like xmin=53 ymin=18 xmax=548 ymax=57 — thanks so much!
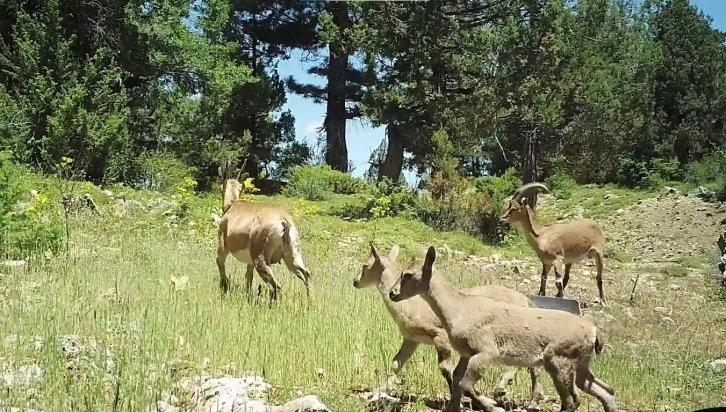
xmin=500 ymin=182 xmax=608 ymax=306
xmin=389 ymin=246 xmax=618 ymax=412
xmin=216 ymin=159 xmax=312 ymax=301
xmin=354 ymin=244 xmax=543 ymax=407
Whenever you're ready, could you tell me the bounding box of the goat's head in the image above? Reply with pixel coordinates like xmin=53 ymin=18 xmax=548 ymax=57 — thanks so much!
xmin=499 ymin=182 xmax=549 ymax=224
xmin=354 ymin=243 xmax=400 ymax=289
xmin=389 ymin=246 xmax=436 ymax=302
xmin=218 ymin=158 xmax=249 ymax=208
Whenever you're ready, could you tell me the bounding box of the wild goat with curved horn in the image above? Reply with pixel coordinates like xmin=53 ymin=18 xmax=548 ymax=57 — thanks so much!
xmin=216 ymin=158 xmax=313 ymax=302
xmin=500 ymin=182 xmax=608 ymax=306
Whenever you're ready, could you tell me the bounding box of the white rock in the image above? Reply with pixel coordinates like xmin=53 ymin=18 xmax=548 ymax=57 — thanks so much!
xmin=2 ymin=364 xmax=43 ymax=387
xmin=2 ymin=260 xmax=26 ymax=268
xmin=103 ymin=189 xmax=114 ymax=197
xmin=710 ymin=359 xmax=726 ymax=374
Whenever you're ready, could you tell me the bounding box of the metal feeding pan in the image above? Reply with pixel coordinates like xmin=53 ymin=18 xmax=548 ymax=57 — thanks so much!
xmin=528 ymin=295 xmax=583 ymax=316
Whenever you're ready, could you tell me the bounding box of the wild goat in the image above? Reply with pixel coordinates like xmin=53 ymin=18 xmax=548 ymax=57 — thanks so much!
xmin=216 ymin=159 xmax=312 ymax=301
xmin=500 ymin=182 xmax=607 ymax=306
xmin=389 ymin=246 xmax=619 ymax=412
xmin=354 ymin=244 xmax=542 ymax=407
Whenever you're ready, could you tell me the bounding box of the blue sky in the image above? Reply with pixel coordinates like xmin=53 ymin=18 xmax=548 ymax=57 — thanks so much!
xmin=276 ymin=0 xmax=726 ymax=180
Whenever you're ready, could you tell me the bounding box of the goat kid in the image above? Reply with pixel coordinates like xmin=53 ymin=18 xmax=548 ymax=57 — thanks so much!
xmin=389 ymin=246 xmax=618 ymax=412
xmin=500 ymin=182 xmax=607 ymax=306
xmin=216 ymin=159 xmax=312 ymax=301
xmin=354 ymin=244 xmax=542 ymax=406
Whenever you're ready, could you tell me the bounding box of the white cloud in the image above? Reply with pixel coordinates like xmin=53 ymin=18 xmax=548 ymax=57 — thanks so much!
xmin=304 ymin=120 xmax=323 ymax=135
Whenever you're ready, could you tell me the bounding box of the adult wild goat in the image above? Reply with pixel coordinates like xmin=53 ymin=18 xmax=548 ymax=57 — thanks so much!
xmin=216 ymin=159 xmax=312 ymax=301
xmin=500 ymin=182 xmax=607 ymax=306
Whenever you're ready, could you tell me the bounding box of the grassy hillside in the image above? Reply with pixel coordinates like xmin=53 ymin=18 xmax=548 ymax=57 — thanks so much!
xmin=1 ymin=166 xmax=725 ymax=411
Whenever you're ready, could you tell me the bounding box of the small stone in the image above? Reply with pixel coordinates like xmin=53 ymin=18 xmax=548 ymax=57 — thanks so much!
xmin=710 ymin=359 xmax=726 ymax=374
xmin=522 ymin=279 xmax=531 ymax=285
xmin=654 ymin=307 xmax=669 ymax=315
xmin=530 ymin=275 xmax=540 ymax=282
xmin=668 ymin=284 xmax=680 ymax=291
xmin=2 ymin=260 xmax=26 ymax=268
xmin=103 ymin=189 xmax=114 ymax=197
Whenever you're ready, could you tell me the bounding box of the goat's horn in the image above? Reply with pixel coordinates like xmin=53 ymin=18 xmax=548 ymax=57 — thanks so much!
xmin=237 ymin=158 xmax=248 ymax=181
xmin=512 ymin=182 xmax=549 ymax=202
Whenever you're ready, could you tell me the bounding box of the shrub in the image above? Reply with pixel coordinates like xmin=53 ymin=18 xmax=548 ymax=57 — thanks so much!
xmin=617 ymin=156 xmax=653 ymax=188
xmin=685 ymin=151 xmax=726 ymax=201
xmin=0 ymin=152 xmax=64 ymax=258
xmin=472 ymin=167 xmax=522 ymax=199
xmin=330 ymin=178 xmax=418 ymax=220
xmin=282 ymin=165 xmax=369 ymax=200
xmin=137 ymin=152 xmax=198 ymax=193
xmin=545 ymin=171 xmax=578 ymax=200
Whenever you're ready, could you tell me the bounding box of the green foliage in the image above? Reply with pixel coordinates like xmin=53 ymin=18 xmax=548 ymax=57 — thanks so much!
xmin=0 ymin=152 xmax=64 ymax=258
xmin=545 ymin=171 xmax=578 ymax=200
xmin=282 ymin=165 xmax=369 ymax=201
xmin=137 ymin=153 xmax=199 ymax=193
xmin=331 ymin=177 xmax=418 ymax=220
xmin=685 ymin=151 xmax=726 ymax=200
xmin=472 ymin=168 xmax=523 ymax=199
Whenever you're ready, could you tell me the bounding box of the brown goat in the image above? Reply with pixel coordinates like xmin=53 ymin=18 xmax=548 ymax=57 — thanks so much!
xmin=216 ymin=159 xmax=312 ymax=301
xmin=354 ymin=244 xmax=543 ymax=407
xmin=500 ymin=182 xmax=607 ymax=306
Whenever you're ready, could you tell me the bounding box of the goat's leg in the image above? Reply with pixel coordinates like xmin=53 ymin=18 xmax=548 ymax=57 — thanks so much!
xmin=592 ymin=248 xmax=607 ymax=306
xmin=543 ymin=355 xmax=577 ymax=412
xmin=563 ymin=263 xmax=572 ymax=289
xmin=379 ymin=339 xmax=419 ymax=393
xmin=575 ymin=363 xmax=618 ymax=412
xmin=538 ymin=264 xmax=552 ymax=296
xmin=525 ymin=367 xmax=545 ymax=410
xmin=458 ymin=351 xmax=504 ymax=412
xmin=244 ymin=264 xmax=255 ymax=294
xmin=216 ymin=248 xmax=230 ymax=293
xmin=432 ymin=335 xmax=458 ymax=396
xmin=552 ymin=259 xmax=566 ymax=298
xmin=493 ymin=369 xmax=517 ymax=399
xmin=283 ymin=253 xmax=313 ymax=298
xmin=445 ymin=356 xmax=469 ymax=412
xmin=253 ymin=255 xmax=281 ymax=302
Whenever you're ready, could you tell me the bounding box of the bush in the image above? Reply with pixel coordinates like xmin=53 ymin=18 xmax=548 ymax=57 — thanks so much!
xmin=545 ymin=171 xmax=578 ymax=200
xmin=282 ymin=165 xmax=369 ymax=201
xmin=331 ymin=178 xmax=419 ymax=220
xmin=0 ymin=152 xmax=64 ymax=258
xmin=419 ymin=168 xmax=509 ymax=243
xmin=137 ymin=152 xmax=198 ymax=193
xmin=617 ymin=156 xmax=654 ymax=188
xmin=686 ymin=151 xmax=726 ymax=200
xmin=471 ymin=167 xmax=522 ymax=199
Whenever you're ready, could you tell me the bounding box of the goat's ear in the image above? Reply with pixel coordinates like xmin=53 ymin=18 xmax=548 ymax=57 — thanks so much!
xmin=370 ymin=242 xmax=380 ymax=261
xmin=423 ymin=246 xmax=436 ymax=277
xmin=388 ymin=244 xmax=400 ymax=262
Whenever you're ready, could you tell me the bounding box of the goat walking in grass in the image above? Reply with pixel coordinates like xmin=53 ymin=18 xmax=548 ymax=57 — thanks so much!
xmin=354 ymin=244 xmax=543 ymax=407
xmin=500 ymin=182 xmax=608 ymax=306
xmin=216 ymin=160 xmax=312 ymax=301
xmin=389 ymin=246 xmax=619 ymax=412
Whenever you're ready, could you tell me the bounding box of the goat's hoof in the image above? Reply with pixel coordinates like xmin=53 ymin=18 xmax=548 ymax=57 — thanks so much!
xmin=492 ymin=389 xmax=507 ymax=399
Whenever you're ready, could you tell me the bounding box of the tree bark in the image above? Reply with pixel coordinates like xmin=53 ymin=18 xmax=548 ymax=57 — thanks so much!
xmin=324 ymin=1 xmax=350 ymax=173
xmin=377 ymin=123 xmax=405 ymax=183
xmin=521 ymin=126 xmax=539 ymax=211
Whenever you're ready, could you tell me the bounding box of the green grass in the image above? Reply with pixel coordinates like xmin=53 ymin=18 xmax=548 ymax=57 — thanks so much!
xmin=1 ymin=175 xmax=725 ymax=411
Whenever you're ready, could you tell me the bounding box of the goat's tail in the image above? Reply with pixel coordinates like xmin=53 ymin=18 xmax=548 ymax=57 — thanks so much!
xmin=281 ymin=220 xmax=292 ymax=246
xmin=594 ymin=327 xmax=604 ymax=355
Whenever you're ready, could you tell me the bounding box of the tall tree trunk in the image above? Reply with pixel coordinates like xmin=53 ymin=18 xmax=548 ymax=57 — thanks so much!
xmin=521 ymin=126 xmax=539 ymax=211
xmin=377 ymin=123 xmax=405 ymax=183
xmin=324 ymin=1 xmax=350 ymax=173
